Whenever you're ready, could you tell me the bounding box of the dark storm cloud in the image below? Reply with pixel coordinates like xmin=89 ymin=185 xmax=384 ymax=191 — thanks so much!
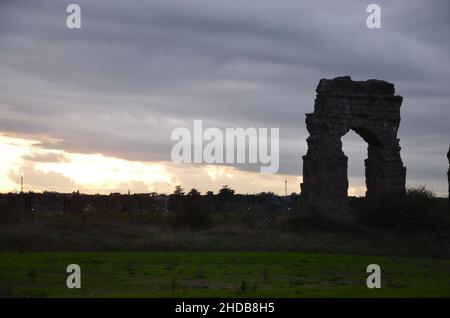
xmin=0 ymin=0 xmax=449 ymax=194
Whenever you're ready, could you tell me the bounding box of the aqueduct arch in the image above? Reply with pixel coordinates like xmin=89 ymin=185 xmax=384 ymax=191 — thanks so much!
xmin=301 ymin=76 xmax=406 ymax=217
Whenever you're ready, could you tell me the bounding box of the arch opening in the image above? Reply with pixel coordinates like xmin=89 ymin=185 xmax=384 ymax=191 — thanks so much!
xmin=341 ymin=129 xmax=368 ymax=197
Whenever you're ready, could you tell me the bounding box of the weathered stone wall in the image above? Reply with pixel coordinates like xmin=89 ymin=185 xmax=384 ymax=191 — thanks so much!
xmin=301 ymin=76 xmax=406 ymax=217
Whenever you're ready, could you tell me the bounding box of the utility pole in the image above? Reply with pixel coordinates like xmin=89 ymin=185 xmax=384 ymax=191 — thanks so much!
xmin=20 ymin=175 xmax=24 ymax=224
xmin=447 ymin=147 xmax=449 ymax=205
xmin=285 ymin=179 xmax=287 ymax=196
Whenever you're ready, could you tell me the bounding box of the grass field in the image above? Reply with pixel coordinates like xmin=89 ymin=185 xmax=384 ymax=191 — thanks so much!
xmin=0 ymin=252 xmax=449 ymax=297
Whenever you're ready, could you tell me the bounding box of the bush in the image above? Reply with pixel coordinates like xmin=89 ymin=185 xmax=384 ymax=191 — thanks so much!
xmin=169 ymin=196 xmax=213 ymax=230
xmin=358 ymin=186 xmax=446 ymax=230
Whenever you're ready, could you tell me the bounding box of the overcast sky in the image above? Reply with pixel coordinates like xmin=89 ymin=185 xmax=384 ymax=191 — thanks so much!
xmin=0 ymin=0 xmax=449 ymax=195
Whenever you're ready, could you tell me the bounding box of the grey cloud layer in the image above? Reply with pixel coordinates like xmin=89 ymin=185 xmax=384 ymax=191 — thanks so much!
xmin=0 ymin=0 xmax=449 ymax=194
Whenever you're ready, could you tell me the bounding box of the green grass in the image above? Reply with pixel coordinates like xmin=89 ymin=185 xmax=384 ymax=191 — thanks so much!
xmin=0 ymin=252 xmax=449 ymax=297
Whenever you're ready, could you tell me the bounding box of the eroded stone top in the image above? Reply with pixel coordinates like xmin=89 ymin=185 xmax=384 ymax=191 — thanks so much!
xmin=317 ymin=76 xmax=395 ymax=95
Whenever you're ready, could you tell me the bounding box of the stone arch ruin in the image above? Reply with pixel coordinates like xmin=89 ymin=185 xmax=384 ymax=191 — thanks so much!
xmin=301 ymin=76 xmax=406 ymax=217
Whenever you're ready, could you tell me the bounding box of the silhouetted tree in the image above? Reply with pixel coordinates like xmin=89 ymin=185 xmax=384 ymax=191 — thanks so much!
xmin=217 ymin=185 xmax=235 ymax=212
xmin=171 ymin=188 xmax=212 ymax=230
xmin=174 ymin=185 xmax=185 ymax=196
xmin=218 ymin=185 xmax=234 ymax=200
xmin=187 ymin=188 xmax=201 ymax=197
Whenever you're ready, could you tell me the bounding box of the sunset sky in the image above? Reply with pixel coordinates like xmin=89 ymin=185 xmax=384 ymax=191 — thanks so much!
xmin=0 ymin=1 xmax=449 ymax=196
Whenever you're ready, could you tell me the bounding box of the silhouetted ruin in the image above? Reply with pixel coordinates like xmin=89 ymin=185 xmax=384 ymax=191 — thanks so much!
xmin=301 ymin=76 xmax=406 ymax=217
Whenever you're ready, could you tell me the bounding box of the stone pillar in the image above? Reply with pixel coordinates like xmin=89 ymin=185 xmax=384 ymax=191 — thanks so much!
xmin=301 ymin=115 xmax=349 ymax=216
xmin=301 ymin=76 xmax=406 ymax=218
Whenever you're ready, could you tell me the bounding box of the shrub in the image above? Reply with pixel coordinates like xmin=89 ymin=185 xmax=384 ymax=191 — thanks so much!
xmin=169 ymin=196 xmax=213 ymax=230
xmin=358 ymin=186 xmax=446 ymax=230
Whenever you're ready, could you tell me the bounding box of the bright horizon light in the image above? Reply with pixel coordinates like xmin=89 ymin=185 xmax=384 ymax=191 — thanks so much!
xmin=0 ymin=133 xmax=320 ymax=196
